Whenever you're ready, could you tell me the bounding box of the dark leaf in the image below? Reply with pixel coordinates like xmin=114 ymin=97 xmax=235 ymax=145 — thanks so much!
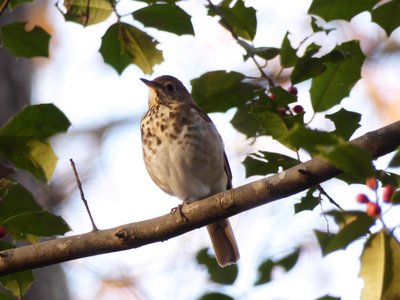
xmin=99 ymin=22 xmax=163 ymax=74
xmin=316 ymin=296 xmax=340 ymax=300
xmin=323 ymin=211 xmax=375 ymax=255
xmin=198 ymin=292 xmax=234 ymax=300
xmin=0 ymin=180 xmax=41 ymax=224
xmin=281 ymin=124 xmax=338 ymax=152
xmin=243 ymin=151 xmax=298 ymax=177
xmin=388 ymin=147 xmax=400 ymax=168
xmin=280 ymin=32 xmax=297 ymax=68
xmin=294 ymin=188 xmax=320 ymax=213
xmin=0 ymin=241 xmax=14 ymax=251
xmin=196 ymin=248 xmax=238 ymax=285
xmin=4 ymin=211 xmax=70 ymax=236
xmin=1 ymin=104 xmax=71 ymax=140
xmin=133 ymin=4 xmax=194 ymax=35
xmin=310 ymin=41 xmax=365 ymax=112
xmin=0 ymin=290 xmax=13 ymax=300
xmin=230 ymin=106 xmax=259 ymax=137
xmin=268 ymin=86 xmax=297 ymax=106
xmin=63 ymin=0 xmax=113 ymax=26
xmin=0 ymin=136 xmax=57 ymax=182
xmin=360 ymin=231 xmax=400 ymax=300
xmin=9 ymin=0 xmax=33 ymax=9
xmin=212 ymin=0 xmax=257 ymax=40
xmin=0 ymin=270 xmax=34 ymax=298
xmin=320 ymin=143 xmax=375 ymax=183
xmin=254 ymin=259 xmax=273 ymax=285
xmin=275 ymin=248 xmax=300 ymax=271
xmin=325 ymin=108 xmax=361 ymax=140
xmin=238 ymin=40 xmax=280 ymax=60
xmin=191 ymin=71 xmax=258 ymax=112
xmin=308 ymin=0 xmax=377 ymax=21
xmin=0 ymin=23 xmax=50 ymax=58
xmin=314 ymin=230 xmax=335 ymax=255
xmin=254 ymin=110 xmax=288 ymax=139
xmin=372 ymin=0 xmax=400 ymax=36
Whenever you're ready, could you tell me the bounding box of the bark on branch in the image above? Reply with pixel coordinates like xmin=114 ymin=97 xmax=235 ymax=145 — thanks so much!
xmin=1 ymin=120 xmax=400 ymax=276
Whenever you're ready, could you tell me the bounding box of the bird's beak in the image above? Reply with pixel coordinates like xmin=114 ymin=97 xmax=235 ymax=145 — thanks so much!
xmin=140 ymin=78 xmax=160 ymax=90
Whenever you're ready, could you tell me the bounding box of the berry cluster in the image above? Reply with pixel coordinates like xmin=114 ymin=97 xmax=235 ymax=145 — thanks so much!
xmin=355 ymin=177 xmax=395 ymax=217
xmin=268 ymin=85 xmax=304 ymax=117
xmin=0 ymin=226 xmax=7 ymax=239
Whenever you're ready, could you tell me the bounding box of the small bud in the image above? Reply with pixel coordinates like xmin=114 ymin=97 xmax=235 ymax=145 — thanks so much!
xmin=366 ymin=202 xmax=381 ymax=217
xmin=365 ymin=177 xmax=377 ymax=190
xmin=383 ymin=185 xmax=394 ymax=203
xmin=293 ymin=105 xmax=304 ymax=114
xmin=0 ymin=226 xmax=7 ymax=239
xmin=356 ymin=193 xmax=370 ymax=204
xmin=288 ymin=86 xmax=298 ymax=96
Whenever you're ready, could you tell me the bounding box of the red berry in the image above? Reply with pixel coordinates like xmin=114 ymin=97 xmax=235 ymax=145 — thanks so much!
xmin=383 ymin=185 xmax=394 ymax=203
xmin=288 ymin=86 xmax=298 ymax=96
xmin=268 ymin=93 xmax=276 ymax=101
xmin=293 ymin=105 xmax=304 ymax=114
xmin=356 ymin=193 xmax=370 ymax=204
xmin=0 ymin=226 xmax=7 ymax=239
xmin=366 ymin=202 xmax=381 ymax=217
xmin=365 ymin=177 xmax=377 ymax=190
xmin=277 ymin=106 xmax=287 ymax=117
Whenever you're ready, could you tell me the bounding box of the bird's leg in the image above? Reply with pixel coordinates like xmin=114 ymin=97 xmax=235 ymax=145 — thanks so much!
xmin=170 ymin=200 xmax=189 ymax=223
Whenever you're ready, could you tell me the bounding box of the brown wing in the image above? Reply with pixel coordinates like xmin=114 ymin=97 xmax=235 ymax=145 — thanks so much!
xmin=190 ymin=103 xmax=233 ymax=191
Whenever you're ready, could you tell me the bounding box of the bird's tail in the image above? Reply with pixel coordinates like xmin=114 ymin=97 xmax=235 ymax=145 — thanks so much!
xmin=207 ymin=219 xmax=240 ymax=267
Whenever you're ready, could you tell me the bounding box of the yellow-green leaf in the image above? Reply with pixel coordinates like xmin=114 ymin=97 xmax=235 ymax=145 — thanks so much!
xmin=63 ymin=0 xmax=113 ymax=26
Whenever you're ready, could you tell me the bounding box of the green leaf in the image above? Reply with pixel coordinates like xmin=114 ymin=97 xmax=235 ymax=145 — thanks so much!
xmin=198 ymin=293 xmax=234 ymax=300
xmin=320 ymin=143 xmax=375 ymax=183
xmin=323 ymin=211 xmax=375 ymax=255
xmin=0 ymin=23 xmax=50 ymax=58
xmin=308 ymin=0 xmax=377 ymax=21
xmin=268 ymin=86 xmax=297 ymax=106
xmin=360 ymin=231 xmax=400 ymax=300
xmin=275 ymin=248 xmax=300 ymax=271
xmin=237 ymin=40 xmax=280 ymax=61
xmin=211 ymin=0 xmax=257 ymax=40
xmin=63 ymin=0 xmax=113 ymax=26
xmin=388 ymin=147 xmax=400 ymax=168
xmin=196 ymin=248 xmax=238 ymax=285
xmin=0 ymin=136 xmax=57 ymax=182
xmin=0 ymin=270 xmax=34 ymax=298
xmin=254 ymin=110 xmax=288 ymax=139
xmin=372 ymin=0 xmax=400 ymax=36
xmin=0 ymin=241 xmax=15 ymax=251
xmin=243 ymin=152 xmax=298 ymax=177
xmin=325 ymin=108 xmax=361 ymax=140
xmin=0 ymin=180 xmax=41 ymax=223
xmin=4 ymin=211 xmax=70 ymax=236
xmin=294 ymin=187 xmax=320 ymax=213
xmin=133 ymin=4 xmax=194 ymax=35
xmin=315 ymin=230 xmax=335 ymax=254
xmin=316 ymin=296 xmax=340 ymax=300
xmin=310 ymin=41 xmax=365 ymax=112
xmin=255 ymin=259 xmax=273 ymax=285
xmin=8 ymin=0 xmax=32 ymax=9
xmin=0 ymin=104 xmax=70 ymax=140
xmin=280 ymin=32 xmax=297 ymax=68
xmin=0 ymin=290 xmax=13 ymax=300
xmin=281 ymin=124 xmax=338 ymax=152
xmin=99 ymin=22 xmax=163 ymax=75
xmin=191 ymin=71 xmax=258 ymax=112
xmin=230 ymin=106 xmax=259 ymax=137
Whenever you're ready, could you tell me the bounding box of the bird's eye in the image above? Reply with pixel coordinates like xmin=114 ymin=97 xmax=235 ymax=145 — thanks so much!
xmin=166 ymin=83 xmax=176 ymax=92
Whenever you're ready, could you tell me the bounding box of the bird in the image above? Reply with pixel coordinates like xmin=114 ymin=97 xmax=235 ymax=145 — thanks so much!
xmin=140 ymin=75 xmax=239 ymax=267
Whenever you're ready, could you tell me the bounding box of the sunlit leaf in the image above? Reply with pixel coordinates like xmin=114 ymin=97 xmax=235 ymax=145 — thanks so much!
xmin=308 ymin=0 xmax=377 ymax=21
xmin=133 ymin=3 xmax=194 ymax=35
xmin=63 ymin=0 xmax=113 ymax=26
xmin=0 ymin=23 xmax=50 ymax=58
xmin=372 ymin=0 xmax=400 ymax=36
xmin=99 ymin=22 xmax=163 ymax=74
xmin=196 ymin=248 xmax=238 ymax=285
xmin=360 ymin=231 xmax=400 ymax=300
xmin=191 ymin=71 xmax=258 ymax=112
xmin=1 ymin=104 xmax=71 ymax=140
xmin=310 ymin=41 xmax=365 ymax=112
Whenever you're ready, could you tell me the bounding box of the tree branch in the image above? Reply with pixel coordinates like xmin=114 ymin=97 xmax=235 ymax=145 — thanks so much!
xmin=0 ymin=120 xmax=399 ymax=276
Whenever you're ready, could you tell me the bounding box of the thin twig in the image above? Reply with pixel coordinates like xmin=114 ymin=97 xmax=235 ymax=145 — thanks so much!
xmin=0 ymin=0 xmax=10 ymax=18
xmin=317 ymin=184 xmax=342 ymax=210
xmin=70 ymin=158 xmax=98 ymax=231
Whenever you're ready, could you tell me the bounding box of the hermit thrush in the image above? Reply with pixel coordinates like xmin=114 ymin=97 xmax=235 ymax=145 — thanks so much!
xmin=140 ymin=75 xmax=239 ymax=267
